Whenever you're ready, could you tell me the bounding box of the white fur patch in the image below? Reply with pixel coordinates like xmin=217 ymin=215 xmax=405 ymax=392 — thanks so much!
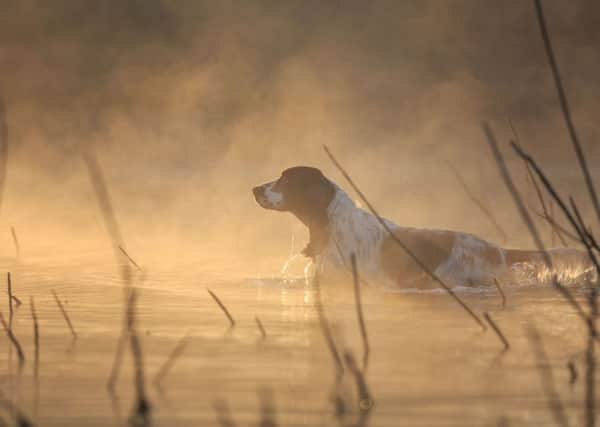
xmin=433 ymin=233 xmax=505 ymax=285
xmin=315 ymin=184 xmax=395 ymax=282
xmin=263 ymin=181 xmax=283 ymax=208
xmin=314 ymin=184 xmax=505 ymax=286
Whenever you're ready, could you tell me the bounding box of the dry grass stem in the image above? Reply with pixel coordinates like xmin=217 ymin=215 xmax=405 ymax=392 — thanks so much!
xmin=207 ymin=289 xmax=235 ymax=328
xmin=350 ymin=254 xmax=370 ymax=371
xmin=0 ymin=312 xmax=24 ymax=366
xmin=10 ymin=226 xmax=19 ymax=259
xmin=51 ymin=290 xmax=77 ymax=340
xmin=526 ymin=325 xmax=569 ymax=427
xmin=447 ymin=162 xmax=508 ymax=243
xmin=483 ymin=312 xmax=510 ymax=351
xmin=118 ymin=245 xmax=142 ymax=271
xmin=153 ymin=332 xmax=190 ymax=387
xmin=313 ymin=272 xmax=344 ymax=381
xmin=533 ymin=0 xmax=600 ymax=223
xmin=255 ymin=316 xmax=267 ymax=339
xmin=493 ymin=279 xmax=507 ymax=308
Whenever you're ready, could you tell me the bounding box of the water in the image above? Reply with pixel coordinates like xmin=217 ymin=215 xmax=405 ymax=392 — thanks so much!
xmin=0 ymin=251 xmax=595 ymax=426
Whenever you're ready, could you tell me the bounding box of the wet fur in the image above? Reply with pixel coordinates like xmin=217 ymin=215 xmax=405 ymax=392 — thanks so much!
xmin=254 ymin=167 xmax=595 ymax=287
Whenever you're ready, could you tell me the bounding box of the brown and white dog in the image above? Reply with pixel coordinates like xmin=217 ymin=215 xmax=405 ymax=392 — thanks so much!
xmin=253 ymin=166 xmax=594 ymax=288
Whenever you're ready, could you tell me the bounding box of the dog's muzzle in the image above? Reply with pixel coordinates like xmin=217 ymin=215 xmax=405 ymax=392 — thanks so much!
xmin=252 ymin=182 xmax=284 ymax=210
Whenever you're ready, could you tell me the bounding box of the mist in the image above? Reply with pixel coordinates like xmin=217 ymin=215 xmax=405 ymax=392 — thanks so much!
xmin=1 ymin=0 xmax=599 ymax=270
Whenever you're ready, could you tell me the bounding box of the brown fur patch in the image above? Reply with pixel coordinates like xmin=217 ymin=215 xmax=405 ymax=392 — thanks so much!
xmin=380 ymin=228 xmax=456 ymax=287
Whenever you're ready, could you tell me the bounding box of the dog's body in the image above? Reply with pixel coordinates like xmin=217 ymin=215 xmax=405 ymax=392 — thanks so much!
xmin=253 ymin=166 xmax=594 ymax=288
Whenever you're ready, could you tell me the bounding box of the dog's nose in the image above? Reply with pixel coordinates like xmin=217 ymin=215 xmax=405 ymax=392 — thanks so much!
xmin=252 ymin=186 xmax=263 ymax=197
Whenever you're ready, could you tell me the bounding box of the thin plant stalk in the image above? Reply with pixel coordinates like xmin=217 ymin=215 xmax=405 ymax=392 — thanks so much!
xmin=255 ymin=317 xmax=267 ymax=340
xmin=207 ymin=289 xmax=235 ymax=328
xmin=10 ymin=227 xmax=19 ymax=259
xmin=484 ymin=126 xmax=588 ymax=326
xmin=153 ymin=332 xmax=190 ymax=387
xmin=350 ymin=254 xmax=370 ymax=371
xmin=51 ymin=290 xmax=77 ymax=340
xmin=447 ymin=162 xmax=508 ymax=243
xmin=7 ymin=272 xmax=12 ymax=329
xmin=0 ymin=312 xmax=24 ymax=366
xmin=30 ymin=296 xmax=39 ymax=416
xmin=533 ymin=0 xmax=600 ymax=223
xmin=493 ymin=278 xmax=507 ymax=308
xmin=313 ymin=271 xmax=344 ymax=381
xmin=526 ymin=325 xmax=570 ymax=427
xmin=483 ymin=312 xmax=510 ymax=351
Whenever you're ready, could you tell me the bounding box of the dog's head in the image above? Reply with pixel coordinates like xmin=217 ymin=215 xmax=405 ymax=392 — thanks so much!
xmin=252 ymin=166 xmax=336 ymax=226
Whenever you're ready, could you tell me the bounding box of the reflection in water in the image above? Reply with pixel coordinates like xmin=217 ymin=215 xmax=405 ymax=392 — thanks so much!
xmin=0 ymin=253 xmax=594 ymax=426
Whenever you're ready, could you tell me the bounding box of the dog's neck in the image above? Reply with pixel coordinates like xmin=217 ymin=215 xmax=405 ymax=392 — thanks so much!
xmin=320 ymin=187 xmax=394 ymax=272
xmin=302 ymin=186 xmax=364 ymax=259
xmin=298 ymin=185 xmax=346 ymax=259
xmin=299 ymin=212 xmax=332 ymax=259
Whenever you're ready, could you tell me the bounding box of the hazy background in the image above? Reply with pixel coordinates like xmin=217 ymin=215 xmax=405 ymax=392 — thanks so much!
xmin=0 ymin=0 xmax=598 ymax=270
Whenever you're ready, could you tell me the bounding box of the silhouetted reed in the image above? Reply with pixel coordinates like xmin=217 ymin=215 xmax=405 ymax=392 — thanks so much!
xmin=0 ymin=312 xmax=24 ymax=367
xmin=343 ymin=351 xmax=374 ymax=412
xmin=498 ymin=8 xmax=600 ymax=418
xmin=350 ymin=254 xmax=370 ymax=371
xmin=313 ymin=272 xmax=344 ymax=382
xmin=30 ymin=297 xmax=39 ymax=360
xmin=126 ymin=289 xmax=151 ymax=426
xmin=324 ymin=145 xmax=486 ymax=332
xmin=119 ymin=245 xmax=142 ymax=271
xmin=567 ymin=361 xmax=578 ymax=385
xmin=501 ymin=57 xmax=600 ymax=427
xmin=568 ymin=198 xmax=600 ymax=270
xmin=30 ymin=296 xmax=39 ymax=415
xmin=255 ymin=316 xmax=267 ymax=339
xmin=483 ymin=124 xmax=589 ymax=326
xmin=7 ymin=272 xmax=13 ymax=328
xmin=533 ymin=0 xmax=600 ymax=223
xmin=10 ymin=226 xmax=19 ymax=259
xmin=207 ymin=289 xmax=235 ymax=328
xmin=153 ymin=332 xmax=190 ymax=387
xmin=493 ymin=279 xmax=507 ymax=308
xmin=447 ymin=161 xmax=508 ymax=243
xmin=511 ymin=142 xmax=600 ymax=288
xmin=81 ymin=147 xmax=151 ymax=423
xmin=526 ymin=325 xmax=569 ymax=427
xmin=51 ymin=290 xmax=77 ymax=340
xmin=525 ymin=162 xmax=568 ymax=246
xmin=258 ymin=388 xmax=277 ymax=427
xmin=483 ymin=312 xmax=510 ymax=351
xmin=107 ymin=331 xmax=127 ymax=391
xmin=82 ymin=150 xmax=126 ymax=264
xmin=585 ymin=291 xmax=597 ymax=427
xmin=0 ymin=98 xmax=8 ymax=216
xmin=0 ymin=388 xmax=35 ymax=427
xmin=483 ymin=124 xmax=549 ymax=265
xmin=213 ymin=399 xmax=237 ymax=427
xmin=549 ymin=200 xmax=561 ymax=246
xmin=536 ymin=212 xmax=579 ymax=245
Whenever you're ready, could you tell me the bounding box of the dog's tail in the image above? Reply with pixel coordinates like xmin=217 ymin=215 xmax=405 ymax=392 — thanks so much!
xmin=505 ymin=247 xmax=596 ymax=285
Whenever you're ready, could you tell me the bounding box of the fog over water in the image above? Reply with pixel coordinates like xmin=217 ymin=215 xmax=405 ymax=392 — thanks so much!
xmin=0 ymin=0 xmax=599 ymax=267
xmin=1 ymin=3 xmax=600 ymax=427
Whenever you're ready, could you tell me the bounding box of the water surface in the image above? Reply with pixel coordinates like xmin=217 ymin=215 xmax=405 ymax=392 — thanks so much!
xmin=0 ymin=252 xmax=594 ymax=426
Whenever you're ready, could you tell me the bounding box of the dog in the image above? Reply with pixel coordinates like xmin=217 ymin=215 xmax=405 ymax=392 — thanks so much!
xmin=253 ymin=166 xmax=594 ymax=288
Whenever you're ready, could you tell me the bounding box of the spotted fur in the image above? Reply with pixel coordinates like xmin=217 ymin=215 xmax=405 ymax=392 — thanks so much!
xmin=254 ymin=166 xmax=595 ymax=287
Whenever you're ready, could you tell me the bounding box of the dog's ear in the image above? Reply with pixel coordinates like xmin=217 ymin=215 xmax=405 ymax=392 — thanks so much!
xmin=286 ymin=174 xmax=335 ymax=228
